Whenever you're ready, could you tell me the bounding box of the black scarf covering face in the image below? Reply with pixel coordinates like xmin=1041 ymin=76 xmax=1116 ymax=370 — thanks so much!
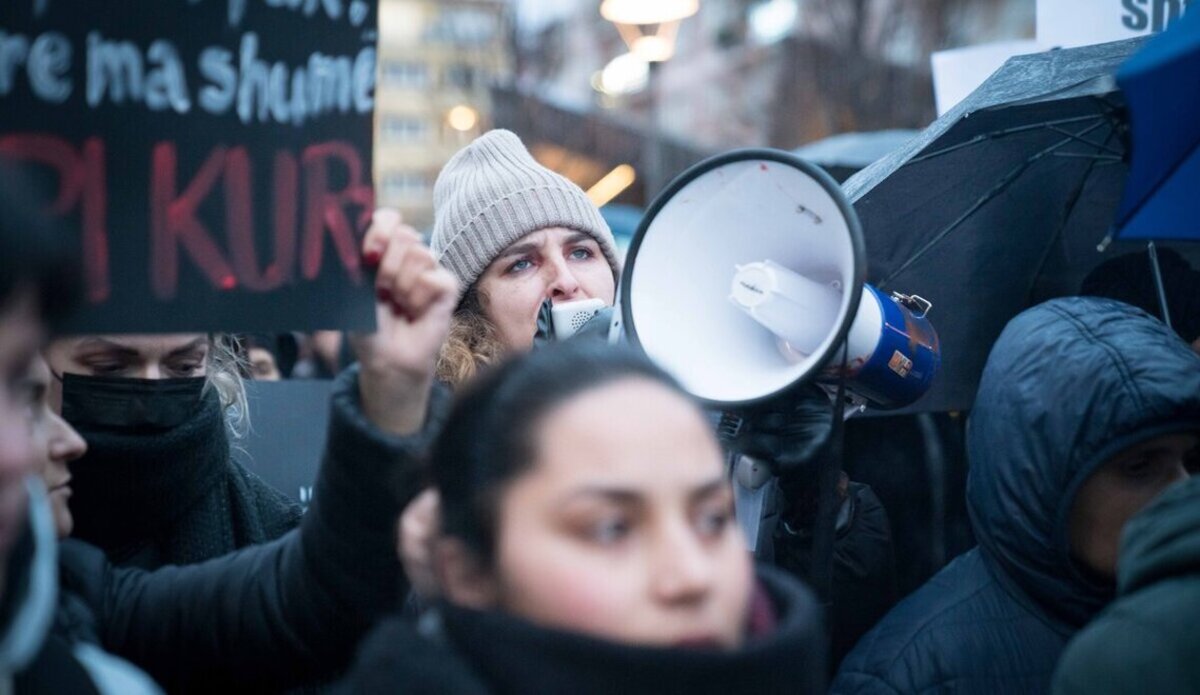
xmin=341 ymin=565 xmax=827 ymax=695
xmin=63 ymin=374 xmax=301 ymax=568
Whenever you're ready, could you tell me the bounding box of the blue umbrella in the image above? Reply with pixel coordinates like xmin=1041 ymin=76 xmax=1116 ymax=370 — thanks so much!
xmin=1110 ymin=13 xmax=1200 ymax=329
xmin=1113 ymin=9 xmax=1200 ymax=242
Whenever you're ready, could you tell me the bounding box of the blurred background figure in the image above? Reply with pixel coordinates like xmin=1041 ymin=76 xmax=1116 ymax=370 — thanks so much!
xmin=238 ymin=333 xmax=301 ymax=381
xmin=291 ymin=331 xmax=354 ymax=380
xmin=1080 ymin=248 xmax=1200 ymax=353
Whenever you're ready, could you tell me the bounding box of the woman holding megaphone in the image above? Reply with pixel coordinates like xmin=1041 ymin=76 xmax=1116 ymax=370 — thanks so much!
xmin=399 ymin=130 xmax=896 ymax=672
xmin=424 ymin=129 xmax=623 ymax=386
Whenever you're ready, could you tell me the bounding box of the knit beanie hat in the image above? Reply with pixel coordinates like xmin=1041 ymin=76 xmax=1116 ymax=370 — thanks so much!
xmin=431 ymin=129 xmax=621 ymax=291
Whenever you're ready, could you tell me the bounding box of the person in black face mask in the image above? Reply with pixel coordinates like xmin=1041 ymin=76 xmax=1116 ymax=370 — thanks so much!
xmin=42 ymin=333 xmax=301 ymax=568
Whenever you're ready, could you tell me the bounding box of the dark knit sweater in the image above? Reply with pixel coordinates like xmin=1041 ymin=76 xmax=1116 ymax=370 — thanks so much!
xmin=68 ymin=388 xmax=302 ymax=569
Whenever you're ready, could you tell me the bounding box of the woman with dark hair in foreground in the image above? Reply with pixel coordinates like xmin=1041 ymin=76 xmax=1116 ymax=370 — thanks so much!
xmin=341 ymin=341 xmax=827 ymax=695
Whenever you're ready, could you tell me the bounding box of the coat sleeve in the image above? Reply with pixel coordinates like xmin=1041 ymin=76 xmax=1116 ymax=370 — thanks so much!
xmin=60 ymin=365 xmax=450 ymax=693
xmin=1052 ymin=614 xmax=1188 ymax=695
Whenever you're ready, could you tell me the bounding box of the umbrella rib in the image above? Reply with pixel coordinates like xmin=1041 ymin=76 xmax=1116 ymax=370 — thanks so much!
xmin=907 ymin=115 xmax=1106 ymax=164
xmin=880 ymin=121 xmax=1108 ymax=289
xmin=1045 ymin=124 xmax=1125 ymax=157
xmin=1052 ymin=152 xmax=1123 ymax=161
xmin=1023 ymin=124 xmax=1120 ymax=306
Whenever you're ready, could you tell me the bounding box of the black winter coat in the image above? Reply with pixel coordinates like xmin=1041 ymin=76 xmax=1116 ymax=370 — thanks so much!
xmin=832 ymin=297 xmax=1200 ymax=694
xmin=59 ymin=366 xmax=448 ymax=693
xmin=339 ymin=565 xmax=826 ymax=695
xmin=773 ymin=480 xmax=897 ymax=669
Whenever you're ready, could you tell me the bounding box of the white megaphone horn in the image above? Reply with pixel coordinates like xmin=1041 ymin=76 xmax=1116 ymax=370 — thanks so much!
xmin=620 ymin=149 xmax=940 ymax=412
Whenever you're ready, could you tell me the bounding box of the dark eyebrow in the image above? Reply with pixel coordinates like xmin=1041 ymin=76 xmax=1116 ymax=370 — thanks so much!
xmin=688 ymin=477 xmax=731 ymax=505
xmin=496 ymin=241 xmax=541 ymax=261
xmin=166 ymin=338 xmax=208 ymax=359
xmin=561 ymin=476 xmax=729 ymax=507
xmin=562 ymin=486 xmax=642 ymax=506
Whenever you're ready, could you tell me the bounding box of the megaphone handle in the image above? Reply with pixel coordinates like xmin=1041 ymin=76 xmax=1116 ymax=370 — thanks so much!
xmin=808 ymin=345 xmax=850 ymax=604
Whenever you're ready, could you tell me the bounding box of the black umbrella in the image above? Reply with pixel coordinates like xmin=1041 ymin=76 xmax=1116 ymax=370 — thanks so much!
xmin=842 ymin=37 xmax=1200 ymax=413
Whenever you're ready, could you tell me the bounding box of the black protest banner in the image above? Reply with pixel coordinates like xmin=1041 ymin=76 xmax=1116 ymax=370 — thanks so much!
xmin=0 ymin=0 xmax=377 ymax=332
xmin=237 ymin=378 xmax=333 ymax=507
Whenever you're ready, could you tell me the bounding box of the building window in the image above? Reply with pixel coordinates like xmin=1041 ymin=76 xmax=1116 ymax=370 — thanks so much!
xmin=381 ymin=60 xmax=428 ymax=89
xmin=381 ymin=171 xmax=431 ymax=200
xmin=380 ymin=116 xmax=430 ymax=143
xmin=423 ymin=8 xmax=498 ymax=46
xmin=444 ymin=64 xmax=477 ymax=89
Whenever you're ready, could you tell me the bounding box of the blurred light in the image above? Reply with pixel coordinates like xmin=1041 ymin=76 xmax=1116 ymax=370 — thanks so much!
xmin=587 ymin=164 xmax=637 ymax=207
xmin=594 ymin=53 xmax=650 ymax=95
xmin=749 ymin=0 xmax=798 ymax=44
xmin=378 ymin=1 xmax=423 ymax=42
xmin=603 ymin=0 xmax=696 ymax=62
xmin=631 ymin=35 xmax=674 ymax=61
xmin=600 ymin=0 xmax=698 ymax=25
xmin=447 ymin=105 xmax=479 ymax=132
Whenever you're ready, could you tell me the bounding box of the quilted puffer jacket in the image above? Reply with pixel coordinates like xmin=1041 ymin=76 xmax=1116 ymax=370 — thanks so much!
xmin=831 ymin=297 xmax=1200 ymax=694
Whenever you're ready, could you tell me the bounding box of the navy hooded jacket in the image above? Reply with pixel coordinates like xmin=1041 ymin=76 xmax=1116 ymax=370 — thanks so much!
xmin=831 ymin=297 xmax=1200 ymax=694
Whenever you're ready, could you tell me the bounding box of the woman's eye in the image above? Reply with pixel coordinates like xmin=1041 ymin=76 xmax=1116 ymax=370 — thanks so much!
xmin=170 ymin=362 xmax=202 ymax=377
xmin=14 ymin=381 xmax=41 ymax=422
xmin=588 ymin=517 xmax=631 ymax=545
xmin=88 ymin=363 xmax=126 ymax=376
xmin=506 ymin=258 xmax=533 ymax=274
xmin=568 ymin=247 xmax=594 ymax=261
xmin=1120 ymin=457 xmax=1154 ymax=480
xmin=696 ymin=507 xmax=732 ymax=537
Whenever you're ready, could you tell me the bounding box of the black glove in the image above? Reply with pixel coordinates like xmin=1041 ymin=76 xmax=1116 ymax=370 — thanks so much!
xmin=728 ymin=382 xmax=835 ymax=480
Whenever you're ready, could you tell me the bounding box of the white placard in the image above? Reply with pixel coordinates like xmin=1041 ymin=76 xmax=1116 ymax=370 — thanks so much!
xmin=932 ymin=40 xmax=1045 ymax=116
xmin=1037 ymin=0 xmax=1191 ymax=49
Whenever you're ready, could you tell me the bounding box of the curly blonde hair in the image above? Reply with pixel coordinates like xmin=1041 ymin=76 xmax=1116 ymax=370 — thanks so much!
xmin=435 ymin=285 xmax=507 ymax=389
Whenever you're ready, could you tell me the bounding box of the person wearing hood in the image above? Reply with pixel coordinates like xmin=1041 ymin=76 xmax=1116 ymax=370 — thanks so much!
xmin=339 ymin=340 xmax=827 ymax=694
xmin=1052 ymin=473 xmax=1200 ymax=694
xmin=831 ymin=296 xmax=1200 ymax=694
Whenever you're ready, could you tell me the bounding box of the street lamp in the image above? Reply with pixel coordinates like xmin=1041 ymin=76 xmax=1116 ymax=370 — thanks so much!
xmin=600 ymin=0 xmax=698 ymax=62
xmin=446 ymin=104 xmax=479 ymax=133
xmin=601 ymin=0 xmax=699 ymax=198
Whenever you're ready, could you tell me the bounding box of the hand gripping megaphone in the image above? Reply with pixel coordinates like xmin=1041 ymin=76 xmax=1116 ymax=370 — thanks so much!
xmin=619 ymin=149 xmax=940 ymax=412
